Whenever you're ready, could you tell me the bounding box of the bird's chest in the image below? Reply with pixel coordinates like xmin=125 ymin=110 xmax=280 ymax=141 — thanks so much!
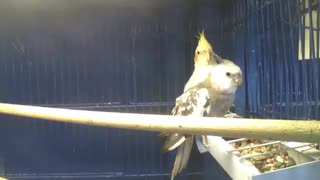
xmin=206 ymin=93 xmax=235 ymax=117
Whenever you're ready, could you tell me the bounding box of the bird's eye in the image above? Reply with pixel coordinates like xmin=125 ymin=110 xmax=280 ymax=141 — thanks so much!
xmin=196 ymin=51 xmax=200 ymax=55
xmin=226 ymin=72 xmax=231 ymax=77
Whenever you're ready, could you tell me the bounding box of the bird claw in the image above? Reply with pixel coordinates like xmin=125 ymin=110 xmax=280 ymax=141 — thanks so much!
xmin=224 ymin=112 xmax=241 ymax=118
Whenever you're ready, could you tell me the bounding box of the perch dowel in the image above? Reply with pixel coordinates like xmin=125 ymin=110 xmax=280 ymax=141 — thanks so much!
xmin=0 ymin=103 xmax=319 ymax=143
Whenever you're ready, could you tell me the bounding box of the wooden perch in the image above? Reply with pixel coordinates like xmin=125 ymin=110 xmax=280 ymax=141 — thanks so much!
xmin=0 ymin=103 xmax=319 ymax=143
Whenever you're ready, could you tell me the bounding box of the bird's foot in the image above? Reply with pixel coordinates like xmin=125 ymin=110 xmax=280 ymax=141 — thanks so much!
xmin=224 ymin=112 xmax=241 ymax=118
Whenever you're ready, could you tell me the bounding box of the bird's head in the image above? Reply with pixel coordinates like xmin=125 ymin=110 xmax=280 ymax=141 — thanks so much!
xmin=194 ymin=31 xmax=216 ymax=66
xmin=209 ymin=60 xmax=243 ymax=94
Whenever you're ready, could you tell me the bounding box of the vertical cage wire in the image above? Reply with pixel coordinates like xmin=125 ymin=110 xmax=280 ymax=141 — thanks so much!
xmin=222 ymin=0 xmax=320 ymax=120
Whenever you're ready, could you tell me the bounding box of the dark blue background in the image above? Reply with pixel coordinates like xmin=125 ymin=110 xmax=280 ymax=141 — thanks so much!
xmin=0 ymin=0 xmax=319 ymax=179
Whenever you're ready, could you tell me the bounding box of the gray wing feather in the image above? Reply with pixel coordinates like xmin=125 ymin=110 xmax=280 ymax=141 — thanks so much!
xmin=171 ymin=136 xmax=194 ymax=180
xmin=162 ymin=87 xmax=211 ymax=180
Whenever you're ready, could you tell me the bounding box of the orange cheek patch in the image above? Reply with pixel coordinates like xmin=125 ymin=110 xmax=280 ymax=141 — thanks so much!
xmin=194 ymin=55 xmax=198 ymax=63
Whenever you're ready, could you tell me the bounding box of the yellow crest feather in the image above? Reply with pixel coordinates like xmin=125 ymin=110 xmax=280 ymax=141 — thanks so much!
xmin=194 ymin=31 xmax=215 ymax=65
xmin=196 ymin=31 xmax=213 ymax=51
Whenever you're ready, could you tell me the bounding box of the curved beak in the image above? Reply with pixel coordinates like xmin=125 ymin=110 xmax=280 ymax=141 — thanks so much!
xmin=232 ymin=73 xmax=243 ymax=86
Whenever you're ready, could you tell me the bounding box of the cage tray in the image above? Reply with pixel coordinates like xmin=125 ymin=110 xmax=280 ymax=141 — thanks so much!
xmin=204 ymin=136 xmax=320 ymax=180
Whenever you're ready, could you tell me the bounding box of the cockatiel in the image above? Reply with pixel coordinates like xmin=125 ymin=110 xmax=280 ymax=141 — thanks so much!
xmin=160 ymin=32 xmax=217 ymax=157
xmin=162 ymin=60 xmax=243 ymax=180
xmin=183 ymin=31 xmax=219 ymax=92
xmin=184 ymin=31 xmax=241 ymax=118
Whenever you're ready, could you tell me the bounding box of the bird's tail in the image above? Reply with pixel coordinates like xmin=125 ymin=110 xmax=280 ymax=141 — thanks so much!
xmin=171 ymin=136 xmax=194 ymax=180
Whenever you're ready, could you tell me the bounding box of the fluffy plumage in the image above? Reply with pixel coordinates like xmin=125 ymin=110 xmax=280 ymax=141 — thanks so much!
xmin=164 ymin=61 xmax=242 ymax=179
xmin=161 ymin=32 xmax=242 ymax=180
